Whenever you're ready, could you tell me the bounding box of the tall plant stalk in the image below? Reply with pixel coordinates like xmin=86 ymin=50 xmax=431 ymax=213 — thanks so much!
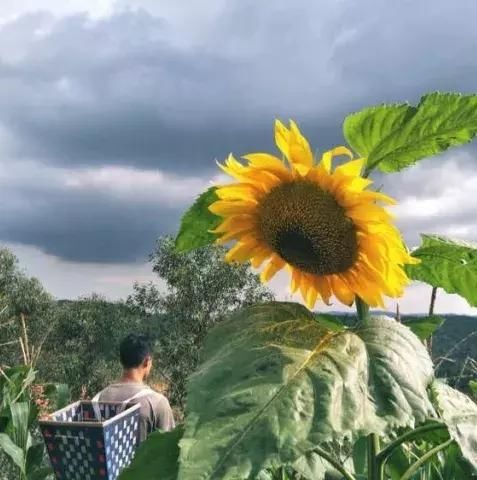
xmin=355 ymin=297 xmax=380 ymax=480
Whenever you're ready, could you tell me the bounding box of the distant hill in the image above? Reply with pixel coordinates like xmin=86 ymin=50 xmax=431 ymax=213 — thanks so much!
xmin=430 ymin=315 xmax=477 ymax=388
xmin=324 ymin=311 xmax=477 ymax=391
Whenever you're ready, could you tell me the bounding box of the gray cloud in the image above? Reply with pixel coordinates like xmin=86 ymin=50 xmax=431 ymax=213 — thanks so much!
xmin=0 ymin=176 xmax=180 ymax=262
xmin=1 ymin=0 xmax=477 ymax=265
xmin=2 ymin=1 xmax=477 ymax=172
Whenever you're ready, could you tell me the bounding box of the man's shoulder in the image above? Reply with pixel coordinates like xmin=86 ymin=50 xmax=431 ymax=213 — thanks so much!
xmin=143 ymin=389 xmax=170 ymax=407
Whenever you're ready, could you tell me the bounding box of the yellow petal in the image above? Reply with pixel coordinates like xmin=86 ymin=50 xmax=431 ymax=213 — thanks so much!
xmin=334 ymin=158 xmax=365 ymax=178
xmin=215 ymin=228 xmax=255 ymax=244
xmin=274 ymin=119 xmax=314 ymax=175
xmin=320 ymin=146 xmax=353 ymax=173
xmin=251 ymin=248 xmax=273 ymax=269
xmin=209 ymin=200 xmax=257 ymax=216
xmin=260 ymin=255 xmax=286 ymax=282
xmin=288 ymin=120 xmax=314 ymax=174
xmin=330 ymin=275 xmax=355 ymax=306
xmin=210 ymin=214 xmax=255 ymax=234
xmin=340 ymin=190 xmax=396 ymax=208
xmin=226 ymin=241 xmax=261 ymax=263
xmin=315 ymin=276 xmax=332 ymax=305
xmin=305 ymin=284 xmax=319 ymax=309
xmin=290 ymin=269 xmax=302 ymax=293
xmin=242 ymin=153 xmax=291 ymax=180
xmin=347 ymin=204 xmax=393 ymax=223
xmin=216 ymin=184 xmax=262 ymax=201
xmin=274 ymin=119 xmax=290 ymax=160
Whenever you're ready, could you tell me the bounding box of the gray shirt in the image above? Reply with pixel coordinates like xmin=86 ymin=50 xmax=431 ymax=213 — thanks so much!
xmin=97 ymin=382 xmax=175 ymax=441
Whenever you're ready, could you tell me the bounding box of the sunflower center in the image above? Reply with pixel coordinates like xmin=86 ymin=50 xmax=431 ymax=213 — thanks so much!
xmin=258 ymin=180 xmax=358 ymax=275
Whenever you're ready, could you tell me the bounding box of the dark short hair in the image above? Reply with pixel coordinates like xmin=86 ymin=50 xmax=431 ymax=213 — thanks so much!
xmin=119 ymin=333 xmax=153 ymax=369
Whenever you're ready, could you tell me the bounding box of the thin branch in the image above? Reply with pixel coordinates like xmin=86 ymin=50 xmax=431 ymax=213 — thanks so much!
xmin=311 ymin=446 xmax=357 ymax=480
xmin=427 ymin=287 xmax=438 ymax=355
xmin=0 ymin=365 xmax=12 ymax=384
xmin=428 ymin=287 xmax=438 ymax=316
xmin=18 ymin=336 xmax=28 ymax=365
xmin=0 ymin=340 xmax=19 ymax=348
xmin=31 ymin=322 xmax=56 ymax=367
xmin=399 ymin=439 xmax=453 ymax=480
xmin=435 ymin=330 xmax=477 ymax=373
xmin=20 ymin=313 xmax=31 ymax=364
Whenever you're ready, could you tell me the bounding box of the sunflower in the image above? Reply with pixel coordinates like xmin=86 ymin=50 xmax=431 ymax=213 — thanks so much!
xmin=209 ymin=120 xmax=418 ymax=308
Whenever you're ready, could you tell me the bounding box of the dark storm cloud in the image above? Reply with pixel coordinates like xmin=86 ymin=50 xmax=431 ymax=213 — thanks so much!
xmin=1 ymin=0 xmax=477 ymax=263
xmin=0 ymin=176 xmax=181 ymax=262
xmin=2 ymin=1 xmax=477 ymax=172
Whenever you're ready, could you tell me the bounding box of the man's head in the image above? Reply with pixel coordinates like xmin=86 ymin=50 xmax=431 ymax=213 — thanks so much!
xmin=119 ymin=333 xmax=153 ymax=380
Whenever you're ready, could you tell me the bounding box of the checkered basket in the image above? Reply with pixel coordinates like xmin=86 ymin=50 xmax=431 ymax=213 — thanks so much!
xmin=39 ymin=400 xmax=141 ymax=480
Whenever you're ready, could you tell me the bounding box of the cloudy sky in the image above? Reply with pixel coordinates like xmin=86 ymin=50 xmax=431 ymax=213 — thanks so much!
xmin=1 ymin=0 xmax=477 ymax=315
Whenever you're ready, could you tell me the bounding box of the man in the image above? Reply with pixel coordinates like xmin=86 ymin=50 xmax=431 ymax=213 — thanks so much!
xmin=94 ymin=333 xmax=175 ymax=441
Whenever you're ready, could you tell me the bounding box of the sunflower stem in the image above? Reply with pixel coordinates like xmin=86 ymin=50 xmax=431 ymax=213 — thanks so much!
xmin=367 ymin=434 xmax=380 ymax=480
xmin=426 ymin=286 xmax=438 ymax=356
xmin=355 ymin=297 xmax=370 ymax=325
xmin=355 ymin=298 xmax=380 ymax=479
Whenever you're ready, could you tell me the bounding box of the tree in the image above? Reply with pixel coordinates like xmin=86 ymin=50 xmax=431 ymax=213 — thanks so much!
xmin=38 ymin=294 xmax=149 ymax=398
xmin=0 ymin=248 xmax=54 ymax=368
xmin=127 ymin=236 xmax=274 ymax=408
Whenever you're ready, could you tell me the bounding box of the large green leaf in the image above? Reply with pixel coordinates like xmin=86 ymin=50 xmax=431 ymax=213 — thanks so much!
xmin=433 ymin=380 xmax=477 ymax=469
xmin=406 ymin=235 xmax=477 ymax=306
xmin=119 ymin=426 xmax=183 ymax=480
xmin=175 ymin=187 xmax=222 ymax=253
xmin=343 ymin=103 xmax=415 ymax=158
xmin=344 ymin=92 xmax=477 ymax=173
xmin=403 ymin=316 xmax=445 ymax=340
xmin=178 ymin=302 xmax=435 ymax=479
xmin=8 ymin=402 xmax=31 ymax=452
xmin=0 ymin=432 xmax=25 ymax=473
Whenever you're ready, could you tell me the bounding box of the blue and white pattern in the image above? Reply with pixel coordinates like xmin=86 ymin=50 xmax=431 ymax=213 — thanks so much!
xmin=40 ymin=401 xmax=141 ymax=480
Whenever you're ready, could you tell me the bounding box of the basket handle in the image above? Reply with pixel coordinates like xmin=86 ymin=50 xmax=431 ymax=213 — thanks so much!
xmin=118 ymin=388 xmax=153 ymax=414
xmin=91 ymin=387 xmax=153 ymax=421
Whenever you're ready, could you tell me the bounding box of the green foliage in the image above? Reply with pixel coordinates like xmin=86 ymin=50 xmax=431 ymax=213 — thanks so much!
xmin=175 ymin=187 xmax=222 ymax=253
xmin=0 ymin=248 xmax=55 ymax=368
xmin=352 ymin=437 xmax=368 ymax=477
xmin=385 ymin=440 xmax=475 ymax=480
xmin=344 ymin=103 xmax=415 ymax=160
xmin=403 ymin=316 xmax=445 ymax=341
xmin=0 ymin=366 xmax=51 ymax=480
xmin=119 ymin=426 xmax=184 ymax=480
xmin=39 ymin=295 xmax=146 ymax=398
xmin=177 ymin=302 xmax=434 ymax=479
xmin=314 ymin=314 xmax=346 ymax=332
xmin=433 ymin=380 xmax=477 ymax=469
xmin=0 ymin=434 xmax=24 ymax=472
xmin=470 ymin=380 xmax=477 ymax=398
xmin=343 ymin=91 xmax=477 ymax=173
xmin=128 ymin=236 xmax=274 ymax=408
xmin=431 ymin=314 xmax=477 ymax=391
xmin=43 ymin=383 xmax=71 ymax=410
xmin=406 ymin=235 xmax=477 ymax=307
